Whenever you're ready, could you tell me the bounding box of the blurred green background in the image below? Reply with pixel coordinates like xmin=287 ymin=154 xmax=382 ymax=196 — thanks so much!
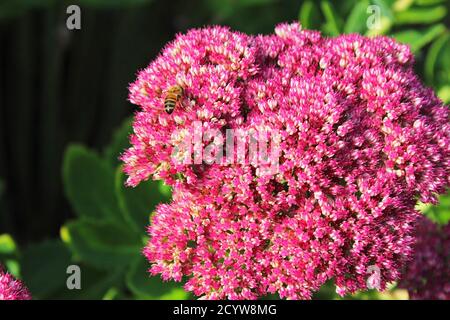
xmin=0 ymin=0 xmax=448 ymax=299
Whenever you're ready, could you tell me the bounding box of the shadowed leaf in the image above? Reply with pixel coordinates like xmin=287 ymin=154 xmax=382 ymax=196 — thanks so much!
xmin=62 ymin=219 xmax=141 ymax=270
xmin=63 ymin=144 xmax=123 ymax=221
xmin=21 ymin=240 xmax=72 ymax=299
xmin=126 ymin=255 xmax=188 ymax=299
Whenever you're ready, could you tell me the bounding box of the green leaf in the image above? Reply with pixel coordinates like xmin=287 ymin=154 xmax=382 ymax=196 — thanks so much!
xmin=313 ymin=280 xmax=339 ymax=299
xmin=63 ymin=144 xmax=123 ymax=221
xmin=425 ymin=32 xmax=450 ymax=84
xmin=158 ymin=181 xmax=172 ymax=198
xmin=392 ymin=29 xmax=422 ymax=45
xmin=411 ymin=24 xmax=446 ymax=52
xmin=103 ymin=117 xmax=133 ymax=167
xmin=437 ymin=85 xmax=450 ymax=104
xmin=392 ymin=0 xmax=414 ymax=12
xmin=299 ymin=0 xmax=322 ymax=30
xmin=4 ymin=261 xmax=21 ymax=279
xmin=433 ymin=33 xmax=450 ymax=89
xmin=373 ymin=0 xmax=394 ymax=20
xmin=102 ymin=287 xmax=122 ymax=300
xmin=391 ymin=24 xmax=446 ymax=52
xmin=344 ymin=0 xmax=370 ymax=34
xmin=62 ymin=219 xmax=141 ymax=270
xmin=417 ymin=191 xmax=450 ymax=225
xmin=115 ymin=166 xmax=171 ymax=234
xmin=366 ymin=0 xmax=394 ymax=36
xmin=54 ymin=265 xmax=126 ymax=300
xmin=21 ymin=240 xmax=72 ymax=299
xmin=415 ymin=0 xmax=446 ymax=5
xmin=126 ymin=255 xmax=188 ymax=299
xmin=0 ymin=234 xmax=20 ymax=278
xmin=0 ymin=234 xmax=17 ymax=256
xmin=320 ymin=0 xmax=341 ymax=36
xmin=394 ymin=6 xmax=447 ymax=25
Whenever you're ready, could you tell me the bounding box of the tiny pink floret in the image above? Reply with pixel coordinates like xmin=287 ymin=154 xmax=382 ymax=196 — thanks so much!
xmin=0 ymin=267 xmax=31 ymax=300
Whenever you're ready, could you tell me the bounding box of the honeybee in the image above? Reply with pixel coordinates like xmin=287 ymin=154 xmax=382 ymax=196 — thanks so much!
xmin=164 ymin=85 xmax=184 ymax=114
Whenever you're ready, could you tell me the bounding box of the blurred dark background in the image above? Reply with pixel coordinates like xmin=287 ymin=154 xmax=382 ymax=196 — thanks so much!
xmin=0 ymin=0 xmax=448 ymax=245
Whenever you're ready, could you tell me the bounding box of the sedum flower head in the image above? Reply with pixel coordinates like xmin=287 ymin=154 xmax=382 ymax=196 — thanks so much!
xmin=0 ymin=266 xmax=31 ymax=300
xmin=399 ymin=216 xmax=450 ymax=299
xmin=123 ymin=23 xmax=449 ymax=299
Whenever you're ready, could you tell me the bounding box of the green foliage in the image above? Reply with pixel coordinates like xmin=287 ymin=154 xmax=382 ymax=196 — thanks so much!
xmin=115 ymin=168 xmax=171 ymax=234
xmin=62 ymin=219 xmax=142 ymax=269
xmin=0 ymin=234 xmax=16 ymax=257
xmin=438 ymin=86 xmax=450 ymax=104
xmin=320 ymin=0 xmax=342 ymax=36
xmin=63 ymin=145 xmax=123 ymax=221
xmin=344 ymin=0 xmax=371 ymax=34
xmin=392 ymin=24 xmax=446 ymax=52
xmin=425 ymin=32 xmax=449 ymax=85
xmin=394 ymin=5 xmax=447 ymax=25
xmin=0 ymin=234 xmax=20 ymax=278
xmin=20 ymin=240 xmax=71 ymax=299
xmin=299 ymin=1 xmax=322 ymax=30
xmin=126 ymin=255 xmax=188 ymax=299
xmin=417 ymin=191 xmax=450 ymax=225
xmin=433 ymin=37 xmax=450 ymax=102
xmin=51 ymin=263 xmax=127 ymax=299
xmin=298 ymin=0 xmax=450 ymax=103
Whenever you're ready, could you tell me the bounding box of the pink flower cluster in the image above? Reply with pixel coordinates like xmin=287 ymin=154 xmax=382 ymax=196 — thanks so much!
xmin=123 ymin=23 xmax=450 ymax=299
xmin=399 ymin=216 xmax=449 ymax=299
xmin=0 ymin=266 xmax=31 ymax=300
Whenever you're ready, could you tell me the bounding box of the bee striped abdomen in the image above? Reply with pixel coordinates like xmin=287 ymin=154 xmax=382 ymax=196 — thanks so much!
xmin=164 ymin=99 xmax=176 ymax=114
xmin=164 ymin=85 xmax=184 ymax=114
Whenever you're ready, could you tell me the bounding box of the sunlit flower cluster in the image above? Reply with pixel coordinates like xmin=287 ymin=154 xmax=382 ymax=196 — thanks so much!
xmin=399 ymin=216 xmax=449 ymax=299
xmin=0 ymin=266 xmax=31 ymax=300
xmin=123 ymin=22 xmax=449 ymax=299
